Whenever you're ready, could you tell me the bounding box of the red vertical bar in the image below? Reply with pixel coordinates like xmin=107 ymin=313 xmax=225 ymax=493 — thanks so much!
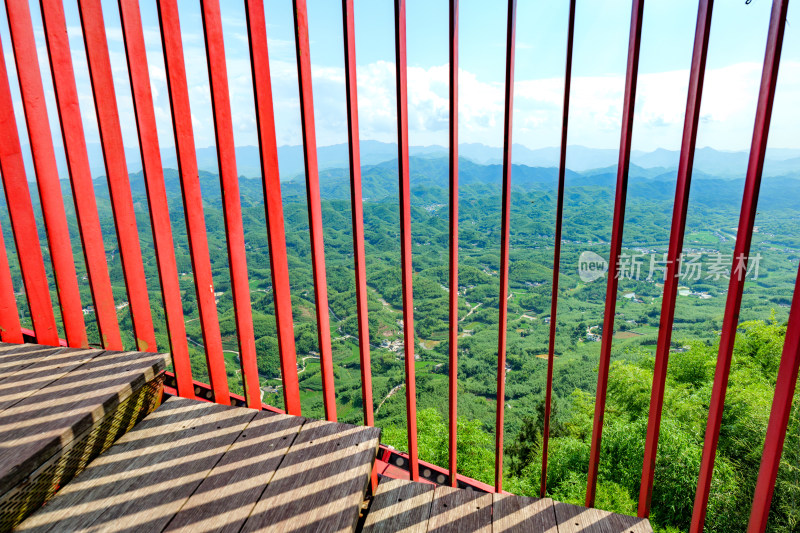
xmin=292 ymin=0 xmax=337 ymax=422
xmin=495 ymin=0 xmax=517 ymax=494
xmin=638 ymin=0 xmax=713 ymax=518
xmin=447 ymin=0 xmax=459 ymax=488
xmin=157 ymin=0 xmax=230 ymax=405
xmin=586 ymin=0 xmax=644 ymax=508
xmin=0 ymin=37 xmax=59 ymax=347
xmin=77 ymin=0 xmax=156 ymax=353
xmin=118 ymin=0 xmax=194 ymax=399
xmin=691 ymin=1 xmax=788 ymax=529
xmin=5 ymin=0 xmax=87 ymax=349
xmin=244 ymin=0 xmax=301 ymax=416
xmin=747 ymin=262 xmax=800 ymax=533
xmin=199 ymin=0 xmax=260 ymax=410
xmin=39 ymin=0 xmax=123 ymax=352
xmin=541 ymin=0 xmax=575 ymax=499
xmin=342 ymin=0 xmax=374 ymax=428
xmin=0 ymin=220 xmax=23 ymax=344
xmin=394 ymin=0 xmax=418 ymax=482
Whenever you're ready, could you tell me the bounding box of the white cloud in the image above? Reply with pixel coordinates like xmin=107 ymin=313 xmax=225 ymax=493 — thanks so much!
xmin=7 ymin=17 xmax=799 ymax=171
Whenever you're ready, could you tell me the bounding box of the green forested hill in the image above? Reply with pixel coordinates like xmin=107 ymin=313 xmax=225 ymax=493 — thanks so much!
xmin=1 ymin=156 xmax=799 ymax=531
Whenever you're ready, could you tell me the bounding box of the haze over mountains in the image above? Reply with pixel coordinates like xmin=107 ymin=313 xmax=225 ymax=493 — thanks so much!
xmin=26 ymin=140 xmax=800 ymax=182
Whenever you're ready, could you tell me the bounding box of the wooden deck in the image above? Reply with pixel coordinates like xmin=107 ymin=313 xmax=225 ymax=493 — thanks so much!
xmin=3 ymin=342 xmax=652 ymax=532
xmin=361 ymin=478 xmax=653 ymax=532
xmin=16 ymin=396 xmax=381 ymax=532
xmin=0 ymin=342 xmax=167 ymax=529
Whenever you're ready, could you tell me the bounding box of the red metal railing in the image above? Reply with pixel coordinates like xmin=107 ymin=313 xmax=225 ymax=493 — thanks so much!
xmin=0 ymin=1 xmax=796 ymax=531
xmin=158 ymin=0 xmax=230 ymax=404
xmin=342 ymin=0 xmax=374 ymax=429
xmin=541 ymin=0 xmax=576 ymax=499
xmin=692 ymin=1 xmax=790 ymax=530
xmin=244 ymin=0 xmax=301 ymax=416
xmin=638 ymin=0 xmax=713 ymax=517
xmin=119 ymin=0 xmax=194 ymax=399
xmin=494 ymin=0 xmax=517 ymax=494
xmin=40 ymin=0 xmax=123 ymax=351
xmin=394 ymin=0 xmax=419 ymax=482
xmin=447 ymin=0 xmax=459 ymax=489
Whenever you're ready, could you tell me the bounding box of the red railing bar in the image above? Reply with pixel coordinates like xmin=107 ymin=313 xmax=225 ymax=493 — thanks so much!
xmin=5 ymin=0 xmax=87 ymax=350
xmin=292 ymin=0 xmax=337 ymax=422
xmin=586 ymin=0 xmax=644 ymax=508
xmin=448 ymin=0 xmax=459 ymax=488
xmin=118 ymin=0 xmax=194 ymax=399
xmin=77 ymin=0 xmax=156 ymax=353
xmin=0 ymin=37 xmax=59 ymax=347
xmin=637 ymin=0 xmax=713 ymax=518
xmin=342 ymin=0 xmax=375 ymax=427
xmin=691 ymin=0 xmax=789 ymax=529
xmin=199 ymin=0 xmax=260 ymax=410
xmin=244 ymin=0 xmax=301 ymax=416
xmin=541 ymin=0 xmax=575 ymax=499
xmin=0 ymin=221 xmax=23 ymax=344
xmin=747 ymin=262 xmax=800 ymax=532
xmin=394 ymin=0 xmax=419 ymax=482
xmin=162 ymin=371 xmax=286 ymax=414
xmin=39 ymin=0 xmax=122 ymax=352
xmin=157 ymin=0 xmax=230 ymax=405
xmin=495 ymin=0 xmax=517 ymax=494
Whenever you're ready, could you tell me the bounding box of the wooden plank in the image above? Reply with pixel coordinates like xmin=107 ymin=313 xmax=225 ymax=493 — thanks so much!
xmin=241 ymin=419 xmax=380 ymax=532
xmin=553 ymin=502 xmax=652 ymax=533
xmin=0 ymin=343 xmax=65 ymax=378
xmin=16 ymin=397 xmax=256 ymax=532
xmin=362 ymin=478 xmax=434 ymax=533
xmin=0 ymin=349 xmax=168 ymax=494
xmin=426 ymin=485 xmax=493 ymax=533
xmin=492 ymin=493 xmax=557 ymax=533
xmin=164 ymin=409 xmax=305 ymax=532
xmin=0 ymin=347 xmax=103 ymax=412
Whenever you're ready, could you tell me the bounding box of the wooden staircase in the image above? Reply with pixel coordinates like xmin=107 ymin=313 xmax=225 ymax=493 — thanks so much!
xmin=1 ymin=343 xmax=652 ymax=532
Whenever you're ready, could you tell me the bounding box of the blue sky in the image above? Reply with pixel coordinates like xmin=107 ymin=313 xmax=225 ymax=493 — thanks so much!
xmin=1 ymin=0 xmax=799 ymax=160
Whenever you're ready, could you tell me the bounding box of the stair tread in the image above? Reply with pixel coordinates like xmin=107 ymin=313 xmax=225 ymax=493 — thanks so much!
xmin=17 ymin=396 xmax=380 ymax=533
xmin=0 ymin=342 xmax=167 ymax=496
xmin=361 ymin=478 xmax=652 ymax=532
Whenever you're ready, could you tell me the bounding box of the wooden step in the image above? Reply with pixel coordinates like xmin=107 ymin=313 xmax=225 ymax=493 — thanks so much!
xmin=359 ymin=478 xmax=653 ymax=533
xmin=0 ymin=342 xmax=168 ymax=530
xmin=16 ymin=396 xmax=381 ymax=532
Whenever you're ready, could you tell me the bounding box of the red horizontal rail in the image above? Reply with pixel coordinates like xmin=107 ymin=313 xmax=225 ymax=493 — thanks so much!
xmin=586 ymin=0 xmax=644 ymax=508
xmin=78 ymin=0 xmax=156 ymax=353
xmin=691 ymin=0 xmax=789 ymax=530
xmin=394 ymin=0 xmax=419 ymax=482
xmin=39 ymin=0 xmax=123 ymax=352
xmin=200 ymin=0 xmax=260 ymax=410
xmin=495 ymin=0 xmax=517 ymax=494
xmin=542 ymin=0 xmax=576 ymax=499
xmin=292 ymin=0 xmax=337 ymax=422
xmin=0 ymin=36 xmax=59 ymax=347
xmin=119 ymin=0 xmax=194 ymax=399
xmin=162 ymin=371 xmax=284 ymax=415
xmin=5 ymin=0 xmax=87 ymax=350
xmin=342 ymin=0 xmax=374 ymax=428
xmin=244 ymin=0 xmax=301 ymax=416
xmin=638 ymin=0 xmax=714 ymax=518
xmin=157 ymin=0 xmax=230 ymax=406
xmin=448 ymin=0 xmax=459 ymax=488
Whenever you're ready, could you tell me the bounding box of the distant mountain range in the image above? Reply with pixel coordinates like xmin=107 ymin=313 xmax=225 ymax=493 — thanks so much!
xmin=24 ymin=140 xmax=800 ymax=182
